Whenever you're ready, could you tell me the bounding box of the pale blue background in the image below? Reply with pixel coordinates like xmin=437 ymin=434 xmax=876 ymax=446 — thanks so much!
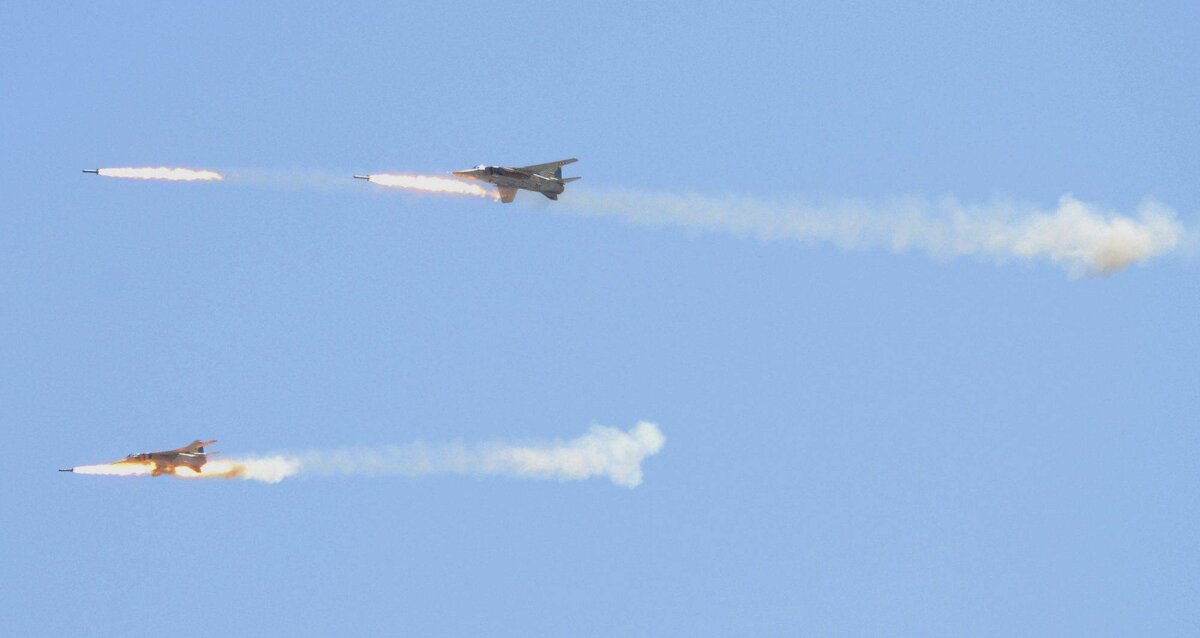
xmin=1 ymin=2 xmax=1197 ymax=635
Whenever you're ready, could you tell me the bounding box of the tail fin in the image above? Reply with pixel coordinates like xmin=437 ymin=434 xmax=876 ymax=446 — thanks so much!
xmin=182 ymin=439 xmax=216 ymax=454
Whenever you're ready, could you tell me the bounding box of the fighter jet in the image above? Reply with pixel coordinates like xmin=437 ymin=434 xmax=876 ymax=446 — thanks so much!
xmin=60 ymin=440 xmax=216 ymax=475
xmin=452 ymin=158 xmax=580 ymax=203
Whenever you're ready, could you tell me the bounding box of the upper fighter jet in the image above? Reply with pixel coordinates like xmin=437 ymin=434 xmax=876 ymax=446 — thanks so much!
xmin=453 ymin=158 xmax=580 ymax=203
xmin=60 ymin=440 xmax=216 ymax=475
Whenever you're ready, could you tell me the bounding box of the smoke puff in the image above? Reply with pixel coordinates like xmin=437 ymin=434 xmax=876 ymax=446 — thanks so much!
xmin=481 ymin=421 xmax=666 ymax=488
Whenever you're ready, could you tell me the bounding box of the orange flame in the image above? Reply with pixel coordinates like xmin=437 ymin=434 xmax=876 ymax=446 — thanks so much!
xmin=97 ymin=167 xmax=223 ymax=181
xmin=364 ymin=174 xmax=495 ymax=199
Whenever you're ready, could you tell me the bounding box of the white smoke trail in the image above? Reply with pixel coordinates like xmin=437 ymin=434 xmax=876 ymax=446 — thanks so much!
xmin=293 ymin=422 xmax=665 ymax=488
xmin=557 ymin=189 xmax=1186 ymax=276
xmin=96 ymin=167 xmax=223 ymax=181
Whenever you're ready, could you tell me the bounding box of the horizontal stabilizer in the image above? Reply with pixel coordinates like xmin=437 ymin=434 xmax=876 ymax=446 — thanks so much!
xmin=559 ymin=176 xmax=581 ymax=183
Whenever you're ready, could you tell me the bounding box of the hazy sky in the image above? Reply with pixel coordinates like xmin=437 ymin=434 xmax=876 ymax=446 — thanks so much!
xmin=2 ymin=2 xmax=1197 ymax=635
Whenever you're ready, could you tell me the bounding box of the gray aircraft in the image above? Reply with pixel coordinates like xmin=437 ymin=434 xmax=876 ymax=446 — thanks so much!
xmin=452 ymin=158 xmax=580 ymax=203
xmin=60 ymin=440 xmax=216 ymax=475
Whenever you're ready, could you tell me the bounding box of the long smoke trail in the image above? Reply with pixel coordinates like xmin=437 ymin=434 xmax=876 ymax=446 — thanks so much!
xmin=94 ymin=167 xmax=223 ymax=181
xmin=557 ymin=189 xmax=1186 ymax=276
xmin=292 ymin=422 xmax=665 ymax=488
xmin=67 ymin=422 xmax=666 ymax=488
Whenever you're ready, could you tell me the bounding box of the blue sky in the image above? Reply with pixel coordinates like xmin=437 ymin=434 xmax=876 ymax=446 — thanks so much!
xmin=1 ymin=2 xmax=1197 ymax=635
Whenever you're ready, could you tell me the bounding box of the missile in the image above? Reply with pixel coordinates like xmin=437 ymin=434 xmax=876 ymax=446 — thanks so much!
xmin=353 ymin=175 xmax=370 ymax=180
xmin=59 ymin=468 xmax=73 ymax=472
xmin=81 ymin=169 xmax=99 ymax=174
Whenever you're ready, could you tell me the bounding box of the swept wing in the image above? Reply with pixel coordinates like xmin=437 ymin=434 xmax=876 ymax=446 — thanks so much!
xmin=515 ymin=158 xmax=578 ymax=179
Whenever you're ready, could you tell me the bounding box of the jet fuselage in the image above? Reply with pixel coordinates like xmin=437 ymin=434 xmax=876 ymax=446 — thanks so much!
xmin=122 ymin=440 xmax=215 ymax=475
xmin=124 ymin=451 xmax=206 ymax=475
xmin=452 ymin=159 xmax=579 ymax=203
xmin=453 ymin=167 xmax=565 ymax=195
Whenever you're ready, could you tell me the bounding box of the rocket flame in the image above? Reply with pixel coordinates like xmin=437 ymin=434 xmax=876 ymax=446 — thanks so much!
xmin=72 ymin=461 xmax=155 ymax=476
xmin=67 ymin=457 xmax=299 ymax=483
xmin=364 ymin=174 xmax=495 ymax=199
xmin=96 ymin=167 xmax=223 ymax=181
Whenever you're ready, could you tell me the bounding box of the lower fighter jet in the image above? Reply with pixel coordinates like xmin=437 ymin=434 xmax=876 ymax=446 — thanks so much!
xmin=453 ymin=158 xmax=580 ymax=203
xmin=60 ymin=440 xmax=216 ymax=475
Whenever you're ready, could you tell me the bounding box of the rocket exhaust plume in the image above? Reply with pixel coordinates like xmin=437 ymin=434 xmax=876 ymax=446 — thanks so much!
xmin=69 ymin=457 xmax=299 ymax=483
xmin=62 ymin=422 xmax=666 ymax=488
xmin=71 ymin=463 xmax=155 ymax=477
xmin=358 ymin=173 xmax=496 ymax=199
xmin=558 ymin=190 xmax=1187 ymax=276
xmin=87 ymin=167 xmax=223 ymax=181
